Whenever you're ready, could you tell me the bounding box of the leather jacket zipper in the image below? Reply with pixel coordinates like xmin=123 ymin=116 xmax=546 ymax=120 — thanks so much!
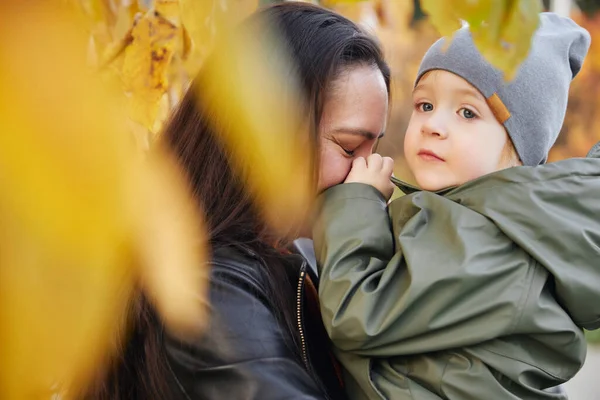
xmin=295 ymin=261 xmax=335 ymax=400
xmin=296 ymin=267 xmax=310 ymax=370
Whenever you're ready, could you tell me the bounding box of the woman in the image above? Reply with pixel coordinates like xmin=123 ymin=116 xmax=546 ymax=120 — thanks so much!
xmin=85 ymin=3 xmax=390 ymax=399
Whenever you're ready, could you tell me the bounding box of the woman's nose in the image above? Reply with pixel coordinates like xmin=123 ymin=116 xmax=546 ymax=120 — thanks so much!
xmin=354 ymin=143 xmax=376 ymax=159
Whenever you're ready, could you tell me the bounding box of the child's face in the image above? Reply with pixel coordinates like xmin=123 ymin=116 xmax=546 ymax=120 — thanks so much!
xmin=404 ymin=70 xmax=516 ymax=192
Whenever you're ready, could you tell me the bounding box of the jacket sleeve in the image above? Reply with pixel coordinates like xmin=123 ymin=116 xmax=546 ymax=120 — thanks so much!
xmin=163 ymin=256 xmax=325 ymax=400
xmin=313 ymin=183 xmax=535 ymax=357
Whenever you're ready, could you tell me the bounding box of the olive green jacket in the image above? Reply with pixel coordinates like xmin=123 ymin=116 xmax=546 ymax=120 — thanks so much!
xmin=313 ymin=146 xmax=600 ymax=400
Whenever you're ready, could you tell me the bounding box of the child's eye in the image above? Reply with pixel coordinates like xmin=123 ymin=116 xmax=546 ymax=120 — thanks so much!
xmin=417 ymin=102 xmax=434 ymax=112
xmin=343 ymin=148 xmax=355 ymax=156
xmin=459 ymin=108 xmax=477 ymax=119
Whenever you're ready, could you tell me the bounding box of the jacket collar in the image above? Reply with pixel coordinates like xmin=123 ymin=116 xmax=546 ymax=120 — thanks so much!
xmin=390 ymin=176 xmax=455 ymax=197
xmin=588 ymin=141 xmax=600 ymax=158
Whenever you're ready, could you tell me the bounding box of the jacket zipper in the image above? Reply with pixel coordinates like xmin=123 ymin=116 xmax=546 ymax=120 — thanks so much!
xmin=296 ymin=268 xmax=309 ymax=370
xmin=295 ymin=263 xmax=334 ymax=400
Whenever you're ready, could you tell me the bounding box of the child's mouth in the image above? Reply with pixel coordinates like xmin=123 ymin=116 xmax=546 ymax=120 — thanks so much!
xmin=418 ymin=149 xmax=445 ymax=162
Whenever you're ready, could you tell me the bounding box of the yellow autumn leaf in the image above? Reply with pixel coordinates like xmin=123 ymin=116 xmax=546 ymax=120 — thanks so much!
xmin=481 ymin=0 xmax=541 ymax=80
xmin=0 ymin=1 xmax=206 ymax=397
xmin=121 ymin=15 xmax=175 ymax=130
xmin=420 ymin=0 xmax=462 ymax=38
xmin=422 ymin=0 xmax=542 ymax=80
xmin=121 ymin=1 xmax=186 ymax=131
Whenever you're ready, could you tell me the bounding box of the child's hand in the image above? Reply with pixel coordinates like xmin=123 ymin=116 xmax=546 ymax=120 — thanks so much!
xmin=345 ymin=154 xmax=395 ymax=200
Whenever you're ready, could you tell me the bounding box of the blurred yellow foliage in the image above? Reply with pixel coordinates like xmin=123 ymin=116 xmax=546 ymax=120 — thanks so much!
xmin=194 ymin=20 xmax=314 ymax=235
xmin=0 ymin=0 xmax=316 ymax=396
xmin=0 ymin=1 xmax=207 ymax=397
xmin=78 ymin=2 xmax=318 ymax=233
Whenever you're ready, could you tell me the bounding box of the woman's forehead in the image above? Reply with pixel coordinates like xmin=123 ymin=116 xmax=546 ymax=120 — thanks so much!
xmin=322 ymin=65 xmax=388 ymax=121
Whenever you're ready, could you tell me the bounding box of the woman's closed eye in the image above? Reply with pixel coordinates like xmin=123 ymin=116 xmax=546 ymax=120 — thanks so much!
xmin=333 ymin=137 xmax=361 ymax=157
xmin=330 ymin=131 xmax=381 ymax=158
xmin=342 ymin=147 xmax=355 ymax=156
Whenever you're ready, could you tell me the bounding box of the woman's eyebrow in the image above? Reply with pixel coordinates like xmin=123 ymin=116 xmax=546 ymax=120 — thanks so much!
xmin=330 ymin=128 xmax=384 ymax=140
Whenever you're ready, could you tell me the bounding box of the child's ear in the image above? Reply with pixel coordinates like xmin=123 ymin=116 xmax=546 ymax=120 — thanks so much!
xmin=500 ymin=133 xmax=522 ymax=168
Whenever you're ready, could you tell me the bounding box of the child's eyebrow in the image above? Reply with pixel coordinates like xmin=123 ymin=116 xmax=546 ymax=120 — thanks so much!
xmin=412 ymin=83 xmax=428 ymax=94
xmin=455 ymin=88 xmax=485 ymax=102
xmin=412 ymin=83 xmax=485 ymax=103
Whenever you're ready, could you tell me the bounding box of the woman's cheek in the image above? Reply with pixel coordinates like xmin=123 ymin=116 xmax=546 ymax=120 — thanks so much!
xmin=317 ymin=147 xmax=353 ymax=192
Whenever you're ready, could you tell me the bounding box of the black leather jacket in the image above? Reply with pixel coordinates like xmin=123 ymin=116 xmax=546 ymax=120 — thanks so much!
xmin=162 ymin=244 xmax=347 ymax=400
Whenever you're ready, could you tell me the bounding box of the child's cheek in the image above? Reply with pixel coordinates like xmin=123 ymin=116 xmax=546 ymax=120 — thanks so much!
xmin=456 ymin=146 xmax=499 ymax=182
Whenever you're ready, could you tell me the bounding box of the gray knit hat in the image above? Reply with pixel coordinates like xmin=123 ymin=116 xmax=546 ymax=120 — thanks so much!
xmin=416 ymin=13 xmax=591 ymax=166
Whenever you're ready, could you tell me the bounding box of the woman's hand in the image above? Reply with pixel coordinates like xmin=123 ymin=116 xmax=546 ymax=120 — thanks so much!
xmin=345 ymin=154 xmax=395 ymax=200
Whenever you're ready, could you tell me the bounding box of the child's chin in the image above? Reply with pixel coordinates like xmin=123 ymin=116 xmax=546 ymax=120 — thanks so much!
xmin=415 ymin=176 xmax=454 ymax=192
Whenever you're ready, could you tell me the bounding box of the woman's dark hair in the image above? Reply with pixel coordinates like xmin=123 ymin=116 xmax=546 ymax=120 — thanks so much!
xmin=83 ymin=3 xmax=390 ymax=399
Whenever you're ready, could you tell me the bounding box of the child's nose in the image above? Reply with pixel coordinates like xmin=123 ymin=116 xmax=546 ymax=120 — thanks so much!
xmin=421 ymin=113 xmax=449 ymax=139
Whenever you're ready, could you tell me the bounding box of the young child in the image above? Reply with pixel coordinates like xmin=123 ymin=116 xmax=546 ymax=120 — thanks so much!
xmin=313 ymin=13 xmax=600 ymax=400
